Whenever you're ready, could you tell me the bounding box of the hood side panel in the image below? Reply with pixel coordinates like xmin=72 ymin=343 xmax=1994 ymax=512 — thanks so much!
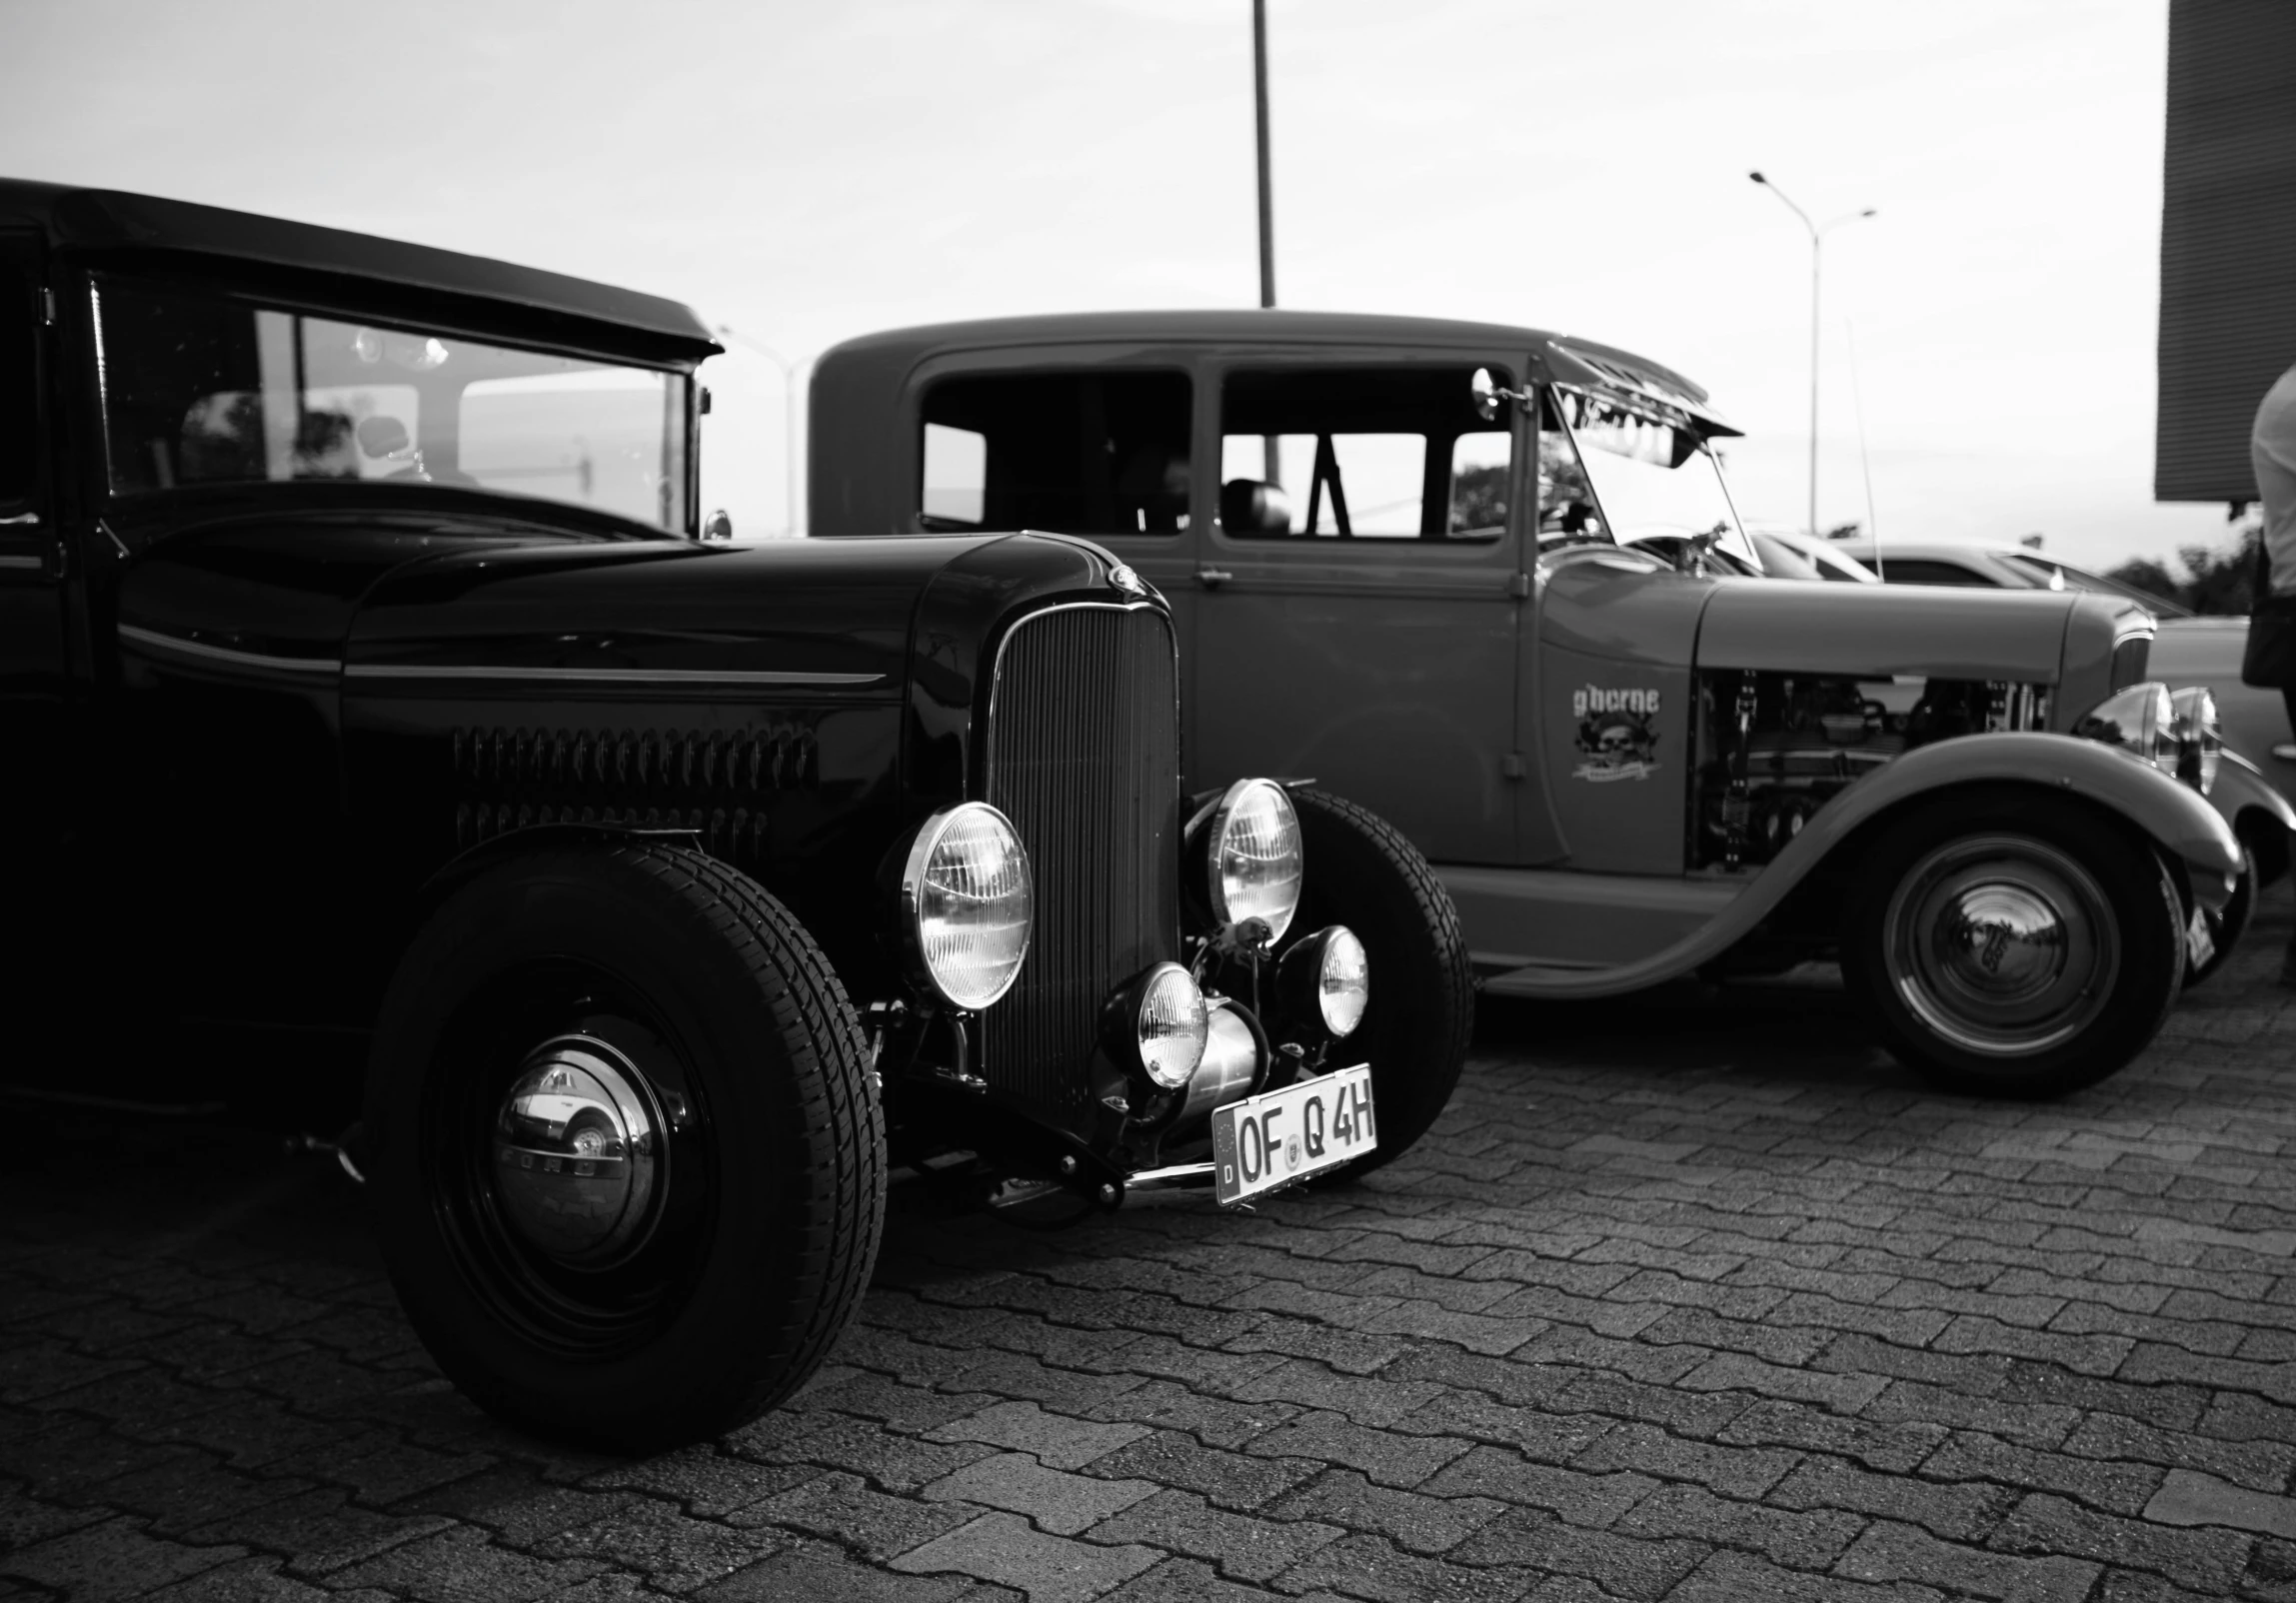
xmin=1694 ymin=581 xmax=2075 ymax=682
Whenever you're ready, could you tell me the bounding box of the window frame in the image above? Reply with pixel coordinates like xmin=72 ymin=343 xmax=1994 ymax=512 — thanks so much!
xmin=909 ymin=358 xmax=1200 ymax=540
xmin=1200 ymin=350 xmax=1529 ymax=571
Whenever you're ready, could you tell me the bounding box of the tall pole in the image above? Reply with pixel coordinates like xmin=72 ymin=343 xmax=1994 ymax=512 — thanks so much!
xmin=1749 ymin=173 xmax=1874 ymax=538
xmin=1253 ymin=0 xmax=1275 ymax=310
xmin=1808 ymin=233 xmax=1821 ymax=542
xmin=1253 ymin=0 xmax=1280 ymax=488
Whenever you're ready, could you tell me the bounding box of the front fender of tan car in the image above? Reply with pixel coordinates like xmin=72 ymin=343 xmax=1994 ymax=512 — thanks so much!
xmin=1479 ymin=733 xmax=2240 ymax=1001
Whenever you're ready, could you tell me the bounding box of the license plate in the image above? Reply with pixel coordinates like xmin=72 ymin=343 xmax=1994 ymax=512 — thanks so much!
xmin=1211 ymin=1063 xmax=1375 ymax=1205
xmin=2186 ymin=905 xmax=2216 ymax=971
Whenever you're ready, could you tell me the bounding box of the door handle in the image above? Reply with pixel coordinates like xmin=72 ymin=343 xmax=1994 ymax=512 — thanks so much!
xmin=1196 ymin=568 xmax=1232 ymax=589
xmin=0 ymin=512 xmax=40 ymax=528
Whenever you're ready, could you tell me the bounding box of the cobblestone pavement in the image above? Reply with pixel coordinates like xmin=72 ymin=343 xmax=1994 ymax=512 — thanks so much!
xmin=5 ymin=890 xmax=2295 ymax=1603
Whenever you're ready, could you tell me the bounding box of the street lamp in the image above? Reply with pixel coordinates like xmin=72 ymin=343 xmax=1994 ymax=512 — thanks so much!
xmin=714 ymin=324 xmax=803 ymax=537
xmin=1748 ymin=172 xmax=1875 ymax=541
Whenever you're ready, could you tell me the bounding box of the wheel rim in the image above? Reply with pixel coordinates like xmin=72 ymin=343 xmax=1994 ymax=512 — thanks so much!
xmin=1883 ymin=832 xmax=2118 ymax=1057
xmin=424 ymin=965 xmax=716 ymax=1361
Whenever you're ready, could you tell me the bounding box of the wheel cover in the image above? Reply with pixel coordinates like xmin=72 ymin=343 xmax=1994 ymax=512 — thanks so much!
xmin=423 ymin=967 xmax=715 ymax=1362
xmin=1883 ymin=833 xmax=2118 ymax=1056
xmin=492 ymin=1037 xmax=663 ymax=1266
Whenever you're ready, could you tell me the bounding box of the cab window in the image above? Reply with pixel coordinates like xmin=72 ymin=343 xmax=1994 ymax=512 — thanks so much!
xmin=1217 ymin=366 xmax=1509 ymax=540
xmin=917 ymin=371 xmax=1191 ymax=536
xmin=90 ymin=276 xmax=693 ymax=532
xmin=0 ymin=265 xmax=36 ymax=513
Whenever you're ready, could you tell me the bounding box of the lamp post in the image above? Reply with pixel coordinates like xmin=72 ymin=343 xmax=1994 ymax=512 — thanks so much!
xmin=1252 ymin=0 xmax=1281 ymax=487
xmin=1748 ymin=172 xmax=1875 ymax=540
xmin=715 ymin=324 xmax=802 ymax=537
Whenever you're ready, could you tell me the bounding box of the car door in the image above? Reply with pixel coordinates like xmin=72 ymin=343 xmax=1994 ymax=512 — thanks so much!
xmin=1189 ymin=351 xmax=1527 ymax=865
xmin=0 ymin=235 xmax=77 ymax=962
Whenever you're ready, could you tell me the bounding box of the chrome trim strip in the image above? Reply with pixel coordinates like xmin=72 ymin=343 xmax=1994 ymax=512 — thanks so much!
xmin=1124 ymin=1161 xmax=1215 ymax=1192
xmin=343 ymin=663 xmax=884 ymax=687
xmin=0 ymin=555 xmax=42 ymax=571
xmin=118 ymin=624 xmax=342 ymax=676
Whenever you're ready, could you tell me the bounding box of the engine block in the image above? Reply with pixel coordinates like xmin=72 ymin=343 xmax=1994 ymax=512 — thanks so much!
xmin=1691 ymin=672 xmax=2051 ymax=870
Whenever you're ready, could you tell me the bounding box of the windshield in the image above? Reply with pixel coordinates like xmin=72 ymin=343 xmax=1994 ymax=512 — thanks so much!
xmin=1997 ymin=552 xmax=2192 ymax=617
xmin=91 ymin=276 xmax=691 ymax=533
xmin=1551 ymin=385 xmax=1752 ymax=568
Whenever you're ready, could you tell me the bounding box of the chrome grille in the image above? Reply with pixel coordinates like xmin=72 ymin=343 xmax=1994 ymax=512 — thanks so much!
xmin=981 ymin=604 xmax=1181 ymax=1133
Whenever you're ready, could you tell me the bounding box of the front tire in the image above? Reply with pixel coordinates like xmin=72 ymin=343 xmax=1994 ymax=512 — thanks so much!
xmin=1285 ymin=789 xmax=1472 ymax=1173
xmin=1840 ymin=791 xmax=2183 ymax=1097
xmin=366 ymin=841 xmax=884 ymax=1451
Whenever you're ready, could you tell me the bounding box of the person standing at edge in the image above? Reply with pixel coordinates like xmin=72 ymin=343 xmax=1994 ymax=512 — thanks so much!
xmin=2243 ymin=360 xmax=2296 ymax=984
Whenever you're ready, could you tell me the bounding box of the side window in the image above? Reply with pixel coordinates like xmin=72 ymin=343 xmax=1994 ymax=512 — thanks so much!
xmin=1882 ymin=559 xmax=1996 ymax=588
xmin=917 ymin=371 xmax=1192 ymax=536
xmin=0 ymin=265 xmax=36 ymax=512
xmin=1536 ymin=389 xmax=1605 ymax=543
xmin=1216 ymin=365 xmax=1510 ymax=541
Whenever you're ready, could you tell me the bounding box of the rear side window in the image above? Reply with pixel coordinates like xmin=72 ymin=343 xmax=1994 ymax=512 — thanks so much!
xmin=1218 ymin=365 xmax=1510 ymax=541
xmin=918 ymin=371 xmax=1192 ymax=536
xmin=0 ymin=265 xmax=35 ymax=510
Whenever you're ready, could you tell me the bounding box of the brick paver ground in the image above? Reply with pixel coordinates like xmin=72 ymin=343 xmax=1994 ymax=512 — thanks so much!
xmin=4 ymin=887 xmax=2294 ymax=1602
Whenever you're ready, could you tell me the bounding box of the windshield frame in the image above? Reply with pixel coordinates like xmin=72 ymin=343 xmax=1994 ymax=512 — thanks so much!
xmin=84 ymin=270 xmax=701 ymax=539
xmin=1547 ymin=381 xmax=1755 ymax=571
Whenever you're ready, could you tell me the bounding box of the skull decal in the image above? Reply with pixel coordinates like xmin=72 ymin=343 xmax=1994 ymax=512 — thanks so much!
xmin=1572 ymin=684 xmax=1661 ymax=783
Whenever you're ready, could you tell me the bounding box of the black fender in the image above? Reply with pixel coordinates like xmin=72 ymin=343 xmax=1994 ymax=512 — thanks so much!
xmin=2209 ymin=751 xmax=2296 ymax=884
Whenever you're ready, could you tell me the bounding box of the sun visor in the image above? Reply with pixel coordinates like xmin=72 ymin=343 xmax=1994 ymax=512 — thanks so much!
xmin=1538 ymin=338 xmax=1743 ymax=440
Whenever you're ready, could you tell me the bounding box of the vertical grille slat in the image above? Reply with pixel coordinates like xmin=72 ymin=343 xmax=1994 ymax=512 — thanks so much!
xmin=981 ymin=606 xmax=1180 ymax=1132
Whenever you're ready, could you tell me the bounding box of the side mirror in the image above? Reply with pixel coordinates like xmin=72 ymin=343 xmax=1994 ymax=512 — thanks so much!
xmin=1470 ymin=368 xmax=1502 ymax=423
xmin=1470 ymin=367 xmax=1529 ymax=424
xmin=701 ymin=509 xmax=735 ymax=543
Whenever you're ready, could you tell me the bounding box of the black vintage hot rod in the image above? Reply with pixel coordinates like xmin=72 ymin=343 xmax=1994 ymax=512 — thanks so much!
xmin=0 ymin=183 xmax=1470 ymax=1448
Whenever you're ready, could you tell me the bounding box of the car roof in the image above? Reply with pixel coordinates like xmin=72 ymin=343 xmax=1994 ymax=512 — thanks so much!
xmin=0 ymin=178 xmax=719 ymax=362
xmin=822 ymin=309 xmax=1733 ymax=431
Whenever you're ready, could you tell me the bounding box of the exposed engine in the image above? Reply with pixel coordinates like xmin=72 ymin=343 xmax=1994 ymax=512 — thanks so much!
xmin=1692 ymin=671 xmax=2052 ymax=870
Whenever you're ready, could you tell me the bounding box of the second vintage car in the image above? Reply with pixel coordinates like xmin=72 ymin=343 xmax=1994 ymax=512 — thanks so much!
xmin=808 ymin=310 xmax=2253 ymax=1096
xmin=0 ymin=187 xmax=1470 ymax=1450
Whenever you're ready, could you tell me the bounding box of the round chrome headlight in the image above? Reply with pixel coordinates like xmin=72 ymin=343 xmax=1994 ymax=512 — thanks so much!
xmin=1205 ymin=779 xmax=1304 ymax=940
xmin=2072 ymin=682 xmax=2177 ymax=781
xmin=1314 ymin=927 xmax=1370 ymax=1038
xmin=1276 ymin=924 xmax=1371 ymax=1041
xmin=1133 ymin=962 xmax=1209 ymax=1089
xmin=901 ymin=802 xmax=1033 ymax=1010
xmin=2170 ymin=686 xmax=2221 ymax=796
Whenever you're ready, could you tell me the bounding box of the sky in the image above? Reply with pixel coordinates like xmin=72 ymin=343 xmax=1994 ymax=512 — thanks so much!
xmin=0 ymin=0 xmax=2248 ymax=571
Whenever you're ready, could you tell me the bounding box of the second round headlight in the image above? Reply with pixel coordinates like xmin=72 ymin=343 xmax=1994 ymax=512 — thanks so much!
xmin=902 ymin=802 xmax=1033 ymax=1010
xmin=1206 ymin=779 xmax=1304 ymax=940
xmin=1133 ymin=962 xmax=1210 ymax=1089
xmin=2072 ymin=682 xmax=2177 ymax=782
xmin=1276 ymin=924 xmax=1370 ymax=1040
xmin=2170 ymin=686 xmax=2221 ymax=796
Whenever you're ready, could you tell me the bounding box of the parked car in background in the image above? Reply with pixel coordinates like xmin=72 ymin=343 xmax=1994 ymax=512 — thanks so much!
xmin=810 ymin=310 xmax=2253 ymax=1096
xmin=0 ymin=185 xmax=1459 ymax=1451
xmin=1746 ymin=523 xmax=1880 ymax=583
xmin=1835 ymin=536 xmax=2296 ymax=949
xmin=1833 ymin=538 xmax=2192 ymax=612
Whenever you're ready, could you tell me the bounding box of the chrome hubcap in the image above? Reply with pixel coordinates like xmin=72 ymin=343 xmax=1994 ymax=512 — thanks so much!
xmin=492 ymin=1036 xmax=662 ymax=1265
xmin=1884 ymin=834 xmax=2117 ymax=1056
